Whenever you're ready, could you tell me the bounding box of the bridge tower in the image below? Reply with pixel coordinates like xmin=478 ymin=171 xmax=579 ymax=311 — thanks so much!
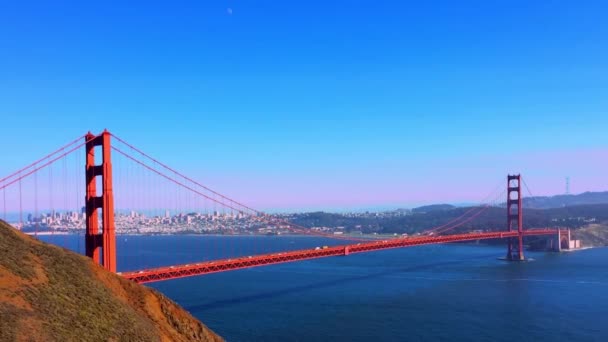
xmin=506 ymin=174 xmax=524 ymax=261
xmin=85 ymin=130 xmax=116 ymax=272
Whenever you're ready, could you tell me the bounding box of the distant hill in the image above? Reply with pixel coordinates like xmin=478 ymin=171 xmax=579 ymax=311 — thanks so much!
xmin=398 ymin=204 xmax=608 ymax=234
xmin=0 ymin=220 xmax=223 ymax=342
xmin=412 ymin=204 xmax=455 ymax=214
xmin=290 ymin=204 xmax=608 ymax=246
xmin=522 ymin=191 xmax=608 ymax=209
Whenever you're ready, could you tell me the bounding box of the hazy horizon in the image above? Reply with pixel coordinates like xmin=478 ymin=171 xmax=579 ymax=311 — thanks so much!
xmin=2 ymin=188 xmax=606 ymax=219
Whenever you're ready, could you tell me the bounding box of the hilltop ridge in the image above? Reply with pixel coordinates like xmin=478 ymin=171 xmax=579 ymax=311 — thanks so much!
xmin=521 ymin=191 xmax=608 ymax=209
xmin=0 ymin=220 xmax=223 ymax=342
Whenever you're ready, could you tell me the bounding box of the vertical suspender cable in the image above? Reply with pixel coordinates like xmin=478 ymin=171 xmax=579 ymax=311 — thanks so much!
xmin=77 ymin=141 xmax=82 ymax=250
xmin=34 ymin=163 xmax=38 ymax=238
xmin=63 ymin=154 xmax=67 ymax=248
xmin=18 ymin=171 xmax=22 ymax=227
xmin=2 ymin=187 xmax=5 ymax=221
xmin=75 ymin=151 xmax=80 ymax=254
xmin=49 ymin=162 xmax=54 ymax=236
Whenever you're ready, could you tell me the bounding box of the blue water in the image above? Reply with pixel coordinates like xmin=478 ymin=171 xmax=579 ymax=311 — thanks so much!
xmin=40 ymin=235 xmax=608 ymax=341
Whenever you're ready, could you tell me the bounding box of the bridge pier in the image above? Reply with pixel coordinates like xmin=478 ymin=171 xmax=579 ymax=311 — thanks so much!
xmin=506 ymin=175 xmax=525 ymax=261
xmin=546 ymin=234 xmax=559 ymax=252
xmin=552 ymin=229 xmax=572 ymax=252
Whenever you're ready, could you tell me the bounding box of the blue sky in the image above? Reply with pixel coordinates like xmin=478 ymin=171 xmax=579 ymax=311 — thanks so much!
xmin=1 ymin=1 xmax=607 ymax=211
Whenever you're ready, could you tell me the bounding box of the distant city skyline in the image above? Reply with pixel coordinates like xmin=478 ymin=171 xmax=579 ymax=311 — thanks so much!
xmin=1 ymin=1 xmax=607 ymax=209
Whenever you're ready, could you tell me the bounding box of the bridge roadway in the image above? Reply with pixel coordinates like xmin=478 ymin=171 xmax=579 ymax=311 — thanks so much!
xmin=121 ymin=229 xmax=564 ymax=284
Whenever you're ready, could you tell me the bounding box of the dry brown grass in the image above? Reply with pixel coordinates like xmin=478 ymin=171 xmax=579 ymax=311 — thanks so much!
xmin=0 ymin=220 xmax=223 ymax=342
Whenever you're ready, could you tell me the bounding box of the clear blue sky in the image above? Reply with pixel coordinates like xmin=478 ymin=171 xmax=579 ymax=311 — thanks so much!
xmin=1 ymin=1 xmax=607 ymax=211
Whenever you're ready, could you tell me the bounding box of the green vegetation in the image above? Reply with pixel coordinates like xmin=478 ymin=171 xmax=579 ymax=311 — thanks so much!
xmin=0 ymin=220 xmax=38 ymax=280
xmin=522 ymin=191 xmax=608 ymax=209
xmin=0 ymin=220 xmax=223 ymax=342
xmin=290 ymin=204 xmax=608 ymax=246
xmin=411 ymin=204 xmax=456 ymax=213
xmin=294 ymin=204 xmax=608 ymax=233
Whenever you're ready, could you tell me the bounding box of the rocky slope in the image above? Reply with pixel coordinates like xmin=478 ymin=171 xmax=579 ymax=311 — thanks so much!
xmin=0 ymin=220 xmax=223 ymax=342
xmin=572 ymin=223 xmax=608 ymax=247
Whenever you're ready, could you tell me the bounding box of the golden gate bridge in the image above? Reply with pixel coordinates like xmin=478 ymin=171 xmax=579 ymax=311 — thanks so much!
xmin=0 ymin=130 xmax=571 ymax=284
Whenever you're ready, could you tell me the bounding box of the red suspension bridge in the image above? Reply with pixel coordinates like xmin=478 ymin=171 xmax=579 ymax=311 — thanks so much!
xmin=0 ymin=130 xmax=571 ymax=284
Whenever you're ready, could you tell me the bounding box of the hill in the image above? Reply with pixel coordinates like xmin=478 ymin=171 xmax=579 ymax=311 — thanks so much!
xmin=521 ymin=191 xmax=608 ymax=209
xmin=290 ymin=204 xmax=608 ymax=246
xmin=571 ymin=224 xmax=608 ymax=246
xmin=385 ymin=204 xmax=608 ymax=234
xmin=0 ymin=220 xmax=223 ymax=342
xmin=411 ymin=204 xmax=455 ymax=214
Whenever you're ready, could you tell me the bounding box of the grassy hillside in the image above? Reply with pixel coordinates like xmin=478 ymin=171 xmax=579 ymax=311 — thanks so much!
xmin=0 ymin=220 xmax=223 ymax=342
xmin=572 ymin=224 xmax=608 ymax=247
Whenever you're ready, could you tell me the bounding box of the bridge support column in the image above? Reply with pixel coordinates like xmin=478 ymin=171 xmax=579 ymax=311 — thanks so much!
xmin=556 ymin=229 xmax=572 ymax=251
xmin=85 ymin=130 xmax=116 ymax=273
xmin=506 ymin=174 xmax=525 ymax=261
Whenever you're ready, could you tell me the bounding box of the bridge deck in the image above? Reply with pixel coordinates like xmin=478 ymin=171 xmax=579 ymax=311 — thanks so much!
xmin=121 ymin=229 xmax=563 ymax=284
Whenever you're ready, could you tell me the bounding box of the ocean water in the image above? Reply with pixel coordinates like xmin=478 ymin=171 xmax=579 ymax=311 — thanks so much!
xmin=40 ymin=235 xmax=608 ymax=341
